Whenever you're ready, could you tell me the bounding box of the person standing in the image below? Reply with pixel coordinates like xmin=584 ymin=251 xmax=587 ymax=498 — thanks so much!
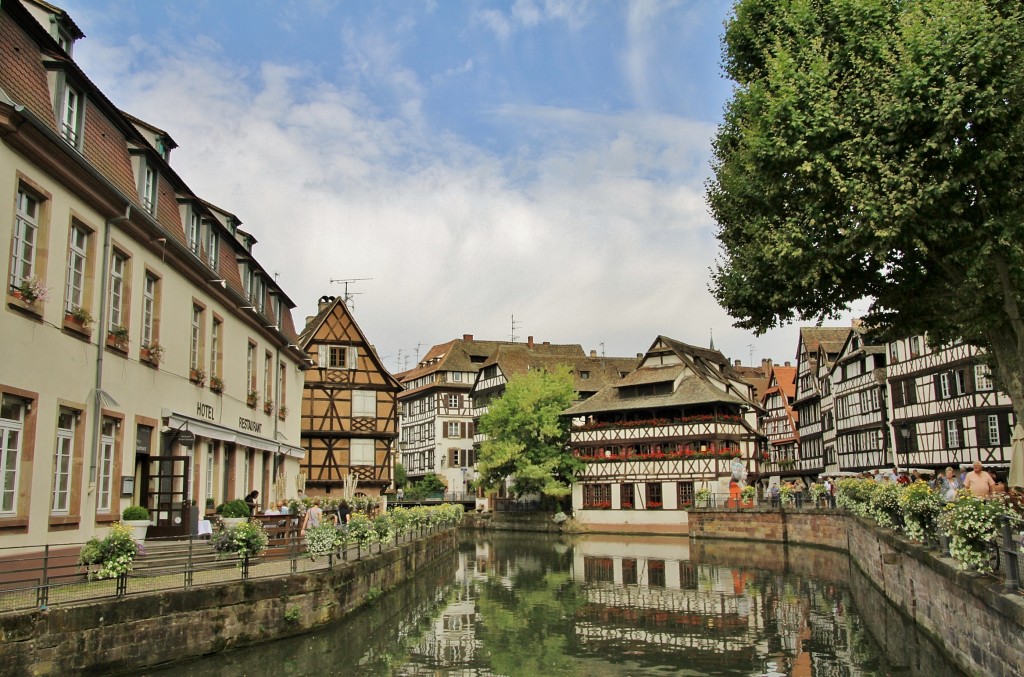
xmin=244 ymin=490 xmax=259 ymax=516
xmin=300 ymin=497 xmax=327 ymax=561
xmin=336 ymin=500 xmax=351 ymax=526
xmin=940 ymin=467 xmax=963 ymax=502
xmin=964 ymin=461 xmax=996 ymax=498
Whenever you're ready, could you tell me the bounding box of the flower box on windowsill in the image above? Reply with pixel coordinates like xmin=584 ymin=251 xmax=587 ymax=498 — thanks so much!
xmin=246 ymin=392 xmax=259 ymax=408
xmin=190 ymin=369 xmax=207 ymax=387
xmin=63 ymin=312 xmax=92 ymax=337
xmin=106 ymin=334 xmax=129 ymax=353
xmin=7 ymin=290 xmax=43 ymax=318
xmin=263 ymin=401 xmax=274 ymax=415
xmin=210 ymin=377 xmax=225 ymax=395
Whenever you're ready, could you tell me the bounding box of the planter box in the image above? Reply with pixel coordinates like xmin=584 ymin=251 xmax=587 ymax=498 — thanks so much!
xmin=123 ymin=519 xmax=150 ymax=542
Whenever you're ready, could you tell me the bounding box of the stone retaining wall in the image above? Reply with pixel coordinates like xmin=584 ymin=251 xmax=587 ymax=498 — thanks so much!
xmin=689 ymin=508 xmax=1024 ymax=677
xmin=0 ymin=529 xmax=457 ymax=676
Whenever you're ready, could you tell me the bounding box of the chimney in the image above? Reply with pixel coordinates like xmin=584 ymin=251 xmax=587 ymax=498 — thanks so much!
xmin=637 ymin=353 xmax=643 ymax=359
xmin=463 ymin=334 xmax=473 ymax=341
xmin=543 ymin=341 xmax=550 ymax=346
xmin=785 ymin=361 xmax=792 ymax=367
xmin=761 ymin=358 xmax=772 ymax=372
xmin=527 ymin=336 xmax=534 ymax=348
xmin=734 ymin=359 xmax=742 ymax=367
xmin=318 ymin=295 xmax=336 ymax=313
xmin=590 ymin=350 xmax=597 ymax=357
xmin=305 ymin=316 xmax=315 ymax=326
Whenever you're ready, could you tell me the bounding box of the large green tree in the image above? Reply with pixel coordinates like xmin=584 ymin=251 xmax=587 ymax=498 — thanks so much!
xmin=708 ymin=0 xmax=1024 ymax=484
xmin=476 ymin=366 xmax=582 ymax=498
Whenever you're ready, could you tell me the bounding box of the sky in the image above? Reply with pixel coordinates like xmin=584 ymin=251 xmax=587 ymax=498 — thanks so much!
xmin=62 ymin=0 xmax=857 ymax=373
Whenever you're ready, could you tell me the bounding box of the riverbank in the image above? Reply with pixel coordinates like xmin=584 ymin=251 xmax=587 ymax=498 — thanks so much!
xmin=0 ymin=528 xmax=457 ymax=676
xmin=689 ymin=507 xmax=1024 ymax=677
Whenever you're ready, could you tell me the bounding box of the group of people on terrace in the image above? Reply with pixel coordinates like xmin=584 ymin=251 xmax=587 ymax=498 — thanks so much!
xmin=859 ymin=462 xmax=1005 ymax=500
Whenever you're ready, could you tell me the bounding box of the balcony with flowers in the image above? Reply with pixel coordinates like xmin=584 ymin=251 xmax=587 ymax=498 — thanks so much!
xmin=571 ymin=413 xmax=749 ymax=444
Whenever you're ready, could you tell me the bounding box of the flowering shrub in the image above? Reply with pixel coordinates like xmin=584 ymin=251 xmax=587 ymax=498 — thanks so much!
xmin=214 ymin=520 xmax=269 ymax=562
xmin=868 ymin=482 xmax=903 ymax=530
xmin=553 ymin=511 xmax=569 ymax=523
xmin=778 ymin=484 xmax=794 ymax=504
xmin=696 ymin=487 xmax=712 ymax=506
xmin=940 ymin=493 xmax=1010 ymax=573
xmin=347 ymin=513 xmax=377 ymax=547
xmin=305 ymin=523 xmax=340 ymax=556
xmin=810 ymin=483 xmax=828 ymax=503
xmin=836 ymin=479 xmax=874 ymax=517
xmin=741 ymin=485 xmax=756 ymax=501
xmin=899 ymin=481 xmax=943 ymax=542
xmin=77 ymin=523 xmax=141 ymax=580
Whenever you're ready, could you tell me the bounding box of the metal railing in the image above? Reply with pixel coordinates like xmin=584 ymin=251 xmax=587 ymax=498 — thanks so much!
xmin=0 ymin=520 xmax=457 ymax=615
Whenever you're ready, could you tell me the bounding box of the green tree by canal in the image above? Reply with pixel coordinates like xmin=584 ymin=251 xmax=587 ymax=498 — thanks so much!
xmin=475 ymin=366 xmax=581 ymax=498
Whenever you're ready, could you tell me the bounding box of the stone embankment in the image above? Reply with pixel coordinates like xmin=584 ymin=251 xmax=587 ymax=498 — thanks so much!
xmin=0 ymin=529 xmax=456 ymax=676
xmin=689 ymin=507 xmax=1024 ymax=677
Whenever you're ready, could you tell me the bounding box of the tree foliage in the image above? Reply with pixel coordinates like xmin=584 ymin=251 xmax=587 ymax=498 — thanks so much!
xmin=708 ymin=0 xmax=1024 ymax=459
xmin=476 ymin=366 xmax=581 ymax=498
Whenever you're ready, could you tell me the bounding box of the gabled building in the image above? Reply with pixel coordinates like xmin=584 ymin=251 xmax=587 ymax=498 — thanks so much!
xmin=790 ymin=327 xmax=850 ymax=479
xmin=397 ymin=335 xmax=508 ymax=490
xmin=760 ymin=363 xmax=798 ymax=468
xmin=831 ymin=326 xmax=889 ymax=471
xmin=886 ymin=337 xmax=1013 ymax=472
xmin=564 ymin=336 xmax=760 ymax=534
xmin=0 ymin=0 xmax=306 ymax=545
xmin=297 ymin=295 xmax=401 ymax=497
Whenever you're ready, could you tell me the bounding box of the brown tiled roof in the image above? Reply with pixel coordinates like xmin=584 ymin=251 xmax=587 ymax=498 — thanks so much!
xmin=772 ymin=366 xmax=798 ymax=398
xmin=397 ymin=338 xmax=512 ymax=383
xmin=564 ymin=371 xmax=749 ymax=416
xmin=800 ymin=327 xmax=850 ymax=356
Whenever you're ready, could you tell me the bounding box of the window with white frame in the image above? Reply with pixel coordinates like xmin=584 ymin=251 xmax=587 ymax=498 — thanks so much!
xmin=447 ymin=421 xmax=461 ymax=438
xmin=205 ymin=443 xmax=215 ymax=502
xmin=108 ymin=250 xmax=127 ymax=331
xmin=1 ymin=396 xmax=26 ymax=515
xmin=52 ymin=409 xmax=75 ymax=514
xmin=10 ymin=187 xmax=41 ymax=289
xmin=97 ymin=418 xmax=115 ymax=513
xmin=188 ymin=210 xmax=201 ymax=257
xmin=352 ymin=391 xmax=376 ymax=417
xmin=247 ymin=342 xmax=256 ymax=393
xmin=351 ymin=439 xmax=374 ymax=465
xmin=988 ymin=415 xmax=1001 ymax=446
xmin=207 ymin=228 xmax=219 ymax=270
xmin=59 ymin=82 xmax=83 ymax=147
xmin=452 ymin=371 xmax=462 ymax=382
xmin=264 ymin=352 xmax=273 ymax=402
xmin=975 ymin=364 xmax=994 ymax=391
xmin=210 ymin=319 xmax=221 ymax=378
xmin=909 ymin=336 xmax=921 ymax=357
xmin=142 ymin=272 xmax=157 ymax=348
xmin=141 ymin=163 xmax=158 ymax=214
xmin=939 ymin=372 xmax=951 ymax=400
xmin=65 ymin=222 xmax=88 ymax=313
xmin=190 ymin=305 xmax=203 ymax=371
xmin=448 ymin=394 xmax=460 ymax=408
xmin=945 ymin=419 xmax=960 ymax=448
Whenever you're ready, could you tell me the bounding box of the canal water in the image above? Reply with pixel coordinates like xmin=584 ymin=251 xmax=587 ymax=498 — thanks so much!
xmin=146 ymin=532 xmax=965 ymax=676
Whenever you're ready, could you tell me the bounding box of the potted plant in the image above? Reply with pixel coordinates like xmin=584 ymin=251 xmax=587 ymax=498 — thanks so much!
xmin=696 ymin=487 xmax=712 ymax=507
xmin=213 ymin=520 xmax=269 ymax=566
xmin=141 ymin=341 xmax=164 ymax=365
xmin=66 ymin=305 xmax=93 ymax=332
xmin=205 ymin=497 xmax=216 ymax=514
xmin=14 ymin=276 xmax=49 ymax=306
xmin=741 ymin=485 xmax=757 ymax=507
xmin=190 ymin=367 xmax=207 ymax=387
xmin=210 ymin=375 xmax=225 ymax=394
xmin=263 ymin=399 xmax=274 ymax=415
xmin=217 ymin=499 xmax=251 ymax=528
xmin=77 ymin=523 xmax=141 ymax=580
xmin=278 ymin=404 xmax=288 ymax=419
xmin=121 ymin=505 xmax=151 ymax=542
xmin=107 ymin=324 xmax=130 ymax=350
xmin=247 ymin=389 xmax=259 ymax=408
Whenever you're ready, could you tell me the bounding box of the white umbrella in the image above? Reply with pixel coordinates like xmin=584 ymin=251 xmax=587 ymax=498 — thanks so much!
xmin=1010 ymin=424 xmax=1024 ymax=489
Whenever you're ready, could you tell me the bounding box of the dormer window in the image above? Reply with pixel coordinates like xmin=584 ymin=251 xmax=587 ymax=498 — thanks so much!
xmin=188 ymin=210 xmax=201 ymax=257
xmin=59 ymin=83 xmax=83 ymax=147
xmin=207 ymin=228 xmax=219 ymax=270
xmin=137 ymin=161 xmax=158 ymax=215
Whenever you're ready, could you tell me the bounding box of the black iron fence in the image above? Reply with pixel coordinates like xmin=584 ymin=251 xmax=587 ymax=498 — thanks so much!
xmin=0 ymin=520 xmax=456 ymax=615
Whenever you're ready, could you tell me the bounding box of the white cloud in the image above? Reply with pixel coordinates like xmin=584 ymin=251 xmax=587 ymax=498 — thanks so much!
xmin=73 ymin=12 xmax=827 ymax=374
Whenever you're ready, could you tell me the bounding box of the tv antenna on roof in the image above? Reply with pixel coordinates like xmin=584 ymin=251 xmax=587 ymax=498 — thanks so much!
xmin=511 ymin=314 xmax=521 ymax=343
xmin=329 ymin=277 xmax=372 ymax=310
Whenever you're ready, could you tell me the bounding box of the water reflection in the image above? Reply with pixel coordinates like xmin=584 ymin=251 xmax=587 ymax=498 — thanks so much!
xmin=149 ymin=533 xmax=965 ymax=677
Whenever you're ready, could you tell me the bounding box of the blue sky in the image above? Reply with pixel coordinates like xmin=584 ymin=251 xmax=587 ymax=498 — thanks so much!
xmin=63 ymin=0 xmax=841 ymax=371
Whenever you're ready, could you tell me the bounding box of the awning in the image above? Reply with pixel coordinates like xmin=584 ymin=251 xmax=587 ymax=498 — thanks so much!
xmin=162 ymin=410 xmax=305 ymax=458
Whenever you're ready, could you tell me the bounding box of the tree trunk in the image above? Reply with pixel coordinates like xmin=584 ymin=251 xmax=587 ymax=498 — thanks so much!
xmin=985 ymin=332 xmax=1024 ymax=488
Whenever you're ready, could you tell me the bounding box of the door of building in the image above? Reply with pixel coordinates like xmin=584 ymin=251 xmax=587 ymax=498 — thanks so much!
xmin=142 ymin=455 xmax=190 ymax=538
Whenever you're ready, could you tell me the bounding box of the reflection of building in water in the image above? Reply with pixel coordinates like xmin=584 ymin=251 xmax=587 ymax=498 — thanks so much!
xmin=572 ymin=543 xmax=865 ymax=675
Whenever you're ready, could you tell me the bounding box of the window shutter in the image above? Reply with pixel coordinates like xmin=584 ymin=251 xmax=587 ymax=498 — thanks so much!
xmin=999 ymin=414 xmax=1011 ymax=447
xmin=317 ymin=345 xmax=327 ymax=367
xmin=957 ymin=418 xmax=965 ymax=448
xmin=933 ymin=374 xmax=942 ymax=400
xmin=442 ymin=423 xmax=449 ymax=439
xmin=964 ymin=368 xmax=975 ymax=394
xmin=460 ymin=422 xmax=467 ymax=438
xmin=976 ymin=415 xmax=989 ymax=446
xmin=347 ymin=346 xmax=358 ymax=369
xmin=891 ymin=382 xmax=904 ymax=408
xmin=907 ymin=379 xmax=917 ymax=405
xmin=468 ymin=421 xmax=475 ymax=437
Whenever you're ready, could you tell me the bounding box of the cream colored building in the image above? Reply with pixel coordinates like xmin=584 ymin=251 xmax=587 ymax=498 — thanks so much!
xmin=0 ymin=0 xmax=307 ymax=546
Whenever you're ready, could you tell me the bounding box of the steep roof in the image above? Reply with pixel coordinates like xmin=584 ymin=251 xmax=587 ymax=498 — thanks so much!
xmin=474 ymin=344 xmax=635 ymax=396
xmin=799 ymin=327 xmax=851 ymax=358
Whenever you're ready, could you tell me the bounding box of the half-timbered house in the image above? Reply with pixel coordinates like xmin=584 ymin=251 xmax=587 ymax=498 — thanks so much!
xmin=298 ymin=296 xmax=401 ymax=497
xmin=786 ymin=327 xmax=850 ymax=480
xmin=760 ymin=363 xmax=798 ymax=468
xmin=564 ymin=336 xmax=760 ymax=534
xmin=831 ymin=327 xmax=890 ymax=471
xmin=887 ymin=337 xmax=1013 ymax=472
xmin=397 ymin=335 xmax=507 ymax=492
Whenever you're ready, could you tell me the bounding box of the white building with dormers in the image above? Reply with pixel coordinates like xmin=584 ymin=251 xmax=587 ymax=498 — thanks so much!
xmin=0 ymin=0 xmax=307 ymax=546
